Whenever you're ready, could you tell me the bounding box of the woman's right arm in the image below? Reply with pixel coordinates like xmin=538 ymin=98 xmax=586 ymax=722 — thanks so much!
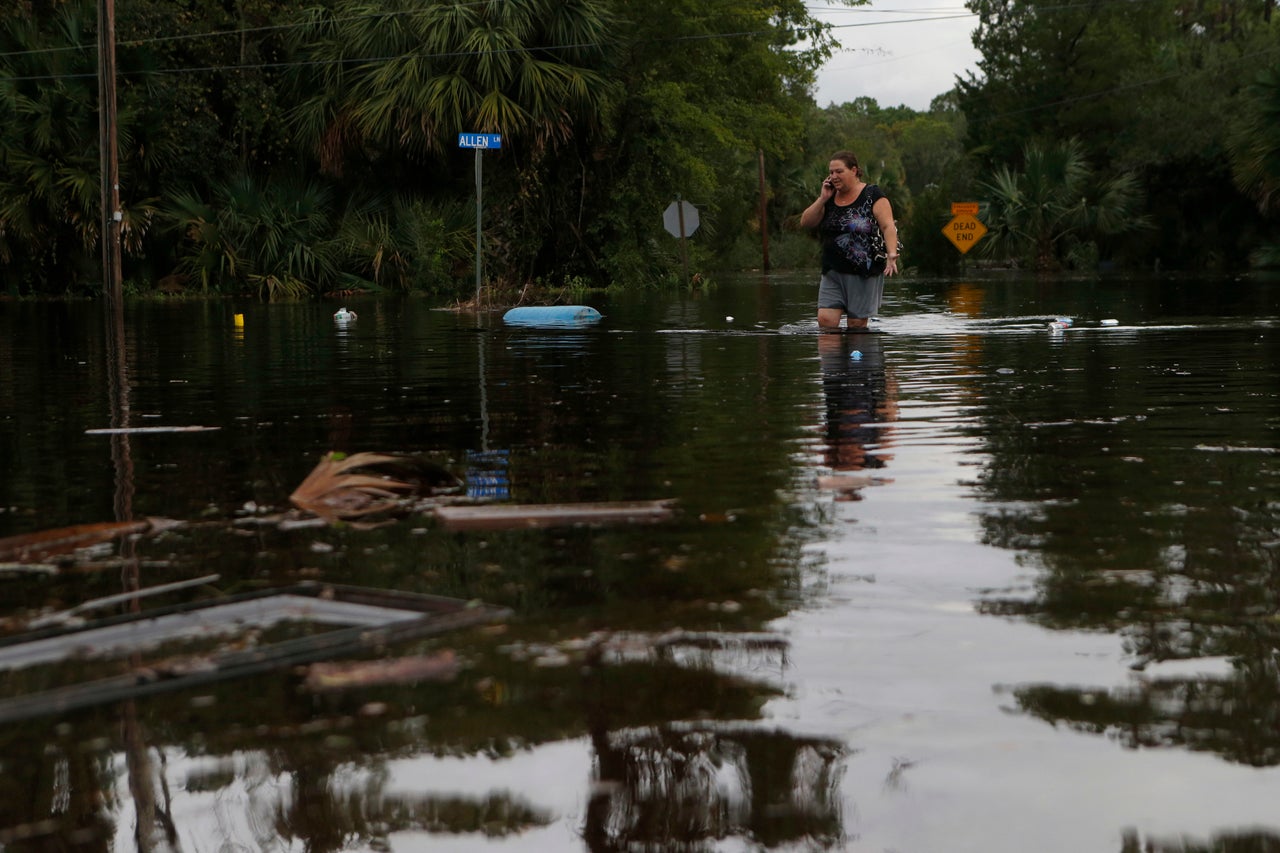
xmin=799 ymin=183 xmax=834 ymax=229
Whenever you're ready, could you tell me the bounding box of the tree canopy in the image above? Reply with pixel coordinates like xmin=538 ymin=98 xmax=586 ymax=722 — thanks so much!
xmin=1 ymin=0 xmax=1278 ymax=294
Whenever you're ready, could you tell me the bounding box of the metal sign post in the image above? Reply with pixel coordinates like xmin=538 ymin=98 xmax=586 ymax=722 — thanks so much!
xmin=458 ymin=133 xmax=502 ymax=304
xmin=662 ymin=198 xmax=700 ymax=284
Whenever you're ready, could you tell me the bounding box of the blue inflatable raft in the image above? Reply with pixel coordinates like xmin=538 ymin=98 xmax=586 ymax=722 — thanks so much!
xmin=502 ymin=305 xmax=602 ymax=328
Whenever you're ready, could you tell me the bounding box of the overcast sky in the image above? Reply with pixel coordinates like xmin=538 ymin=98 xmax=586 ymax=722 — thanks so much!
xmin=809 ymin=1 xmax=983 ymax=111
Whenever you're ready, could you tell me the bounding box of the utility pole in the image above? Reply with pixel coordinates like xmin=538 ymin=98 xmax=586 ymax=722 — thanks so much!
xmin=758 ymin=148 xmax=770 ymax=271
xmin=98 ymin=0 xmax=122 ymax=301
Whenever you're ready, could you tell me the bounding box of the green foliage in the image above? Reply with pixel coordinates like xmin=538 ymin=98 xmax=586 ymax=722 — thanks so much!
xmin=163 ymin=174 xmax=341 ymax=298
xmin=1231 ymin=66 xmax=1280 ymax=267
xmin=117 ymin=0 xmax=300 ymax=181
xmin=162 ymin=177 xmax=477 ymax=298
xmin=6 ymin=0 xmax=1279 ymax=291
xmin=0 ymin=2 xmax=103 ymax=291
xmin=577 ymin=0 xmax=844 ymax=285
xmin=1231 ymin=66 xmax=1280 ymax=215
xmin=959 ymin=0 xmax=1277 ymax=270
xmin=977 ymin=139 xmax=1149 ymax=271
xmin=284 ymin=0 xmax=615 ymax=169
xmin=0 ymin=0 xmax=297 ymax=293
xmin=899 ymin=183 xmax=965 ymax=276
xmin=334 ymin=195 xmax=474 ymax=294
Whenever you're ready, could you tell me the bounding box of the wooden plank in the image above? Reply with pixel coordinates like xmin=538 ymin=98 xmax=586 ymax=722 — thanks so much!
xmin=0 ymin=520 xmax=150 ymax=562
xmin=433 ymin=500 xmax=674 ymax=531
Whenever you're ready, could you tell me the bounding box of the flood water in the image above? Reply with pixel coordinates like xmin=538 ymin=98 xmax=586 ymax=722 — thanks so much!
xmin=2 ymin=272 xmax=1280 ymax=851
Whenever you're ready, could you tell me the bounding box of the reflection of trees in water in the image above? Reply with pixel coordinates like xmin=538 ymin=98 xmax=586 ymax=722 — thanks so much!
xmin=581 ymin=637 xmax=846 ymax=851
xmin=275 ymin=778 xmax=552 ymax=852
xmin=0 ymin=728 xmax=114 ymax=851
xmin=585 ymin=724 xmax=846 ymax=851
xmin=0 ymin=626 xmax=827 ymax=851
xmin=1012 ymin=661 xmax=1280 ymax=768
xmin=969 ymin=331 xmax=1280 ymax=766
xmin=982 ymin=492 xmax=1280 ymax=766
xmin=1121 ymin=827 xmax=1280 ymax=852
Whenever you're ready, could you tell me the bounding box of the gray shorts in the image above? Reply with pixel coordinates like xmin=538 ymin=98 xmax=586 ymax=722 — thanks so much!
xmin=818 ymin=270 xmax=885 ymax=319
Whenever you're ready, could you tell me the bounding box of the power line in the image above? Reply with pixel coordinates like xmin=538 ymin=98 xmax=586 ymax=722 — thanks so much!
xmin=0 ymin=2 xmax=967 ymax=71
xmin=827 ymin=12 xmax=977 ymax=28
xmin=2 ymin=0 xmax=1270 ymax=117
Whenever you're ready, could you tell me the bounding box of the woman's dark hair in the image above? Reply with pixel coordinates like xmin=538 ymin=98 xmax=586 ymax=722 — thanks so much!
xmin=831 ymin=150 xmax=861 ymax=177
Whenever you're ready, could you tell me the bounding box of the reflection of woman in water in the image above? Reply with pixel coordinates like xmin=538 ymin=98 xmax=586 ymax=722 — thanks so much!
xmin=817 ymin=333 xmax=897 ymax=500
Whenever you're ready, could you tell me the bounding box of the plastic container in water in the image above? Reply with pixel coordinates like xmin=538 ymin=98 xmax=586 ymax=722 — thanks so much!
xmin=502 ymin=305 xmax=602 ymax=328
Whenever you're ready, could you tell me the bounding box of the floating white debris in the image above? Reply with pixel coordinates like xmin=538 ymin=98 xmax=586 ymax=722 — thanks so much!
xmin=85 ymin=426 xmax=220 ymax=435
xmin=1100 ymin=318 xmax=1119 ymax=326
xmin=1132 ymin=655 xmax=1235 ymax=681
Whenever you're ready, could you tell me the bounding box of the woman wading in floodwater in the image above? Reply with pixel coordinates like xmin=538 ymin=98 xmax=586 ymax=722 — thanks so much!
xmin=800 ymin=151 xmax=900 ymax=331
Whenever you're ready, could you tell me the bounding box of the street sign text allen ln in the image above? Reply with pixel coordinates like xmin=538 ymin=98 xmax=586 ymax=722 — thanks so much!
xmin=458 ymin=133 xmax=502 ymax=149
xmin=942 ymin=213 xmax=987 ymax=254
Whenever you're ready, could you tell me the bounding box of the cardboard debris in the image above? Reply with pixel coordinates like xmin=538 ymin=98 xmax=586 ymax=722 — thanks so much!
xmin=303 ymin=650 xmax=460 ymax=692
xmin=432 ymin=500 xmax=675 ymax=531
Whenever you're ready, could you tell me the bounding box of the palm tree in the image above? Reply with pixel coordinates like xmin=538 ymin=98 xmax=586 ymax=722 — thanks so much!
xmin=333 ymin=194 xmax=473 ymax=293
xmin=0 ymin=5 xmax=103 ymax=289
xmin=284 ymin=0 xmax=615 ymax=175
xmin=164 ymin=174 xmax=343 ymax=299
xmin=1230 ymin=67 xmax=1280 ymax=267
xmin=0 ymin=2 xmax=164 ymax=292
xmin=978 ymin=138 xmax=1149 ymax=271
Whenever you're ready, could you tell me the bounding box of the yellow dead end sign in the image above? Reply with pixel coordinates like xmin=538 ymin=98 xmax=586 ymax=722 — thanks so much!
xmin=943 ymin=202 xmax=986 ymax=254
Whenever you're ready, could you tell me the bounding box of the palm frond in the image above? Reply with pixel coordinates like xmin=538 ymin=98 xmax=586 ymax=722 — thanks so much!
xmin=289 ymin=452 xmax=460 ymax=522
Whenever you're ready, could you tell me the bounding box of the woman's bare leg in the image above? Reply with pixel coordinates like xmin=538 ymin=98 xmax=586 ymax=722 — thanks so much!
xmin=818 ymin=307 xmax=844 ymax=330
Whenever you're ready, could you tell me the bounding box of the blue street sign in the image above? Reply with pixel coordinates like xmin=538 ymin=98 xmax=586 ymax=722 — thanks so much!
xmin=458 ymin=133 xmax=502 ymax=149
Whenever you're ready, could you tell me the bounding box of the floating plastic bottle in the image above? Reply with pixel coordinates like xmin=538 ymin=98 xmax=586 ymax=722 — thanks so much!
xmin=850 ymin=350 xmax=863 ymax=360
